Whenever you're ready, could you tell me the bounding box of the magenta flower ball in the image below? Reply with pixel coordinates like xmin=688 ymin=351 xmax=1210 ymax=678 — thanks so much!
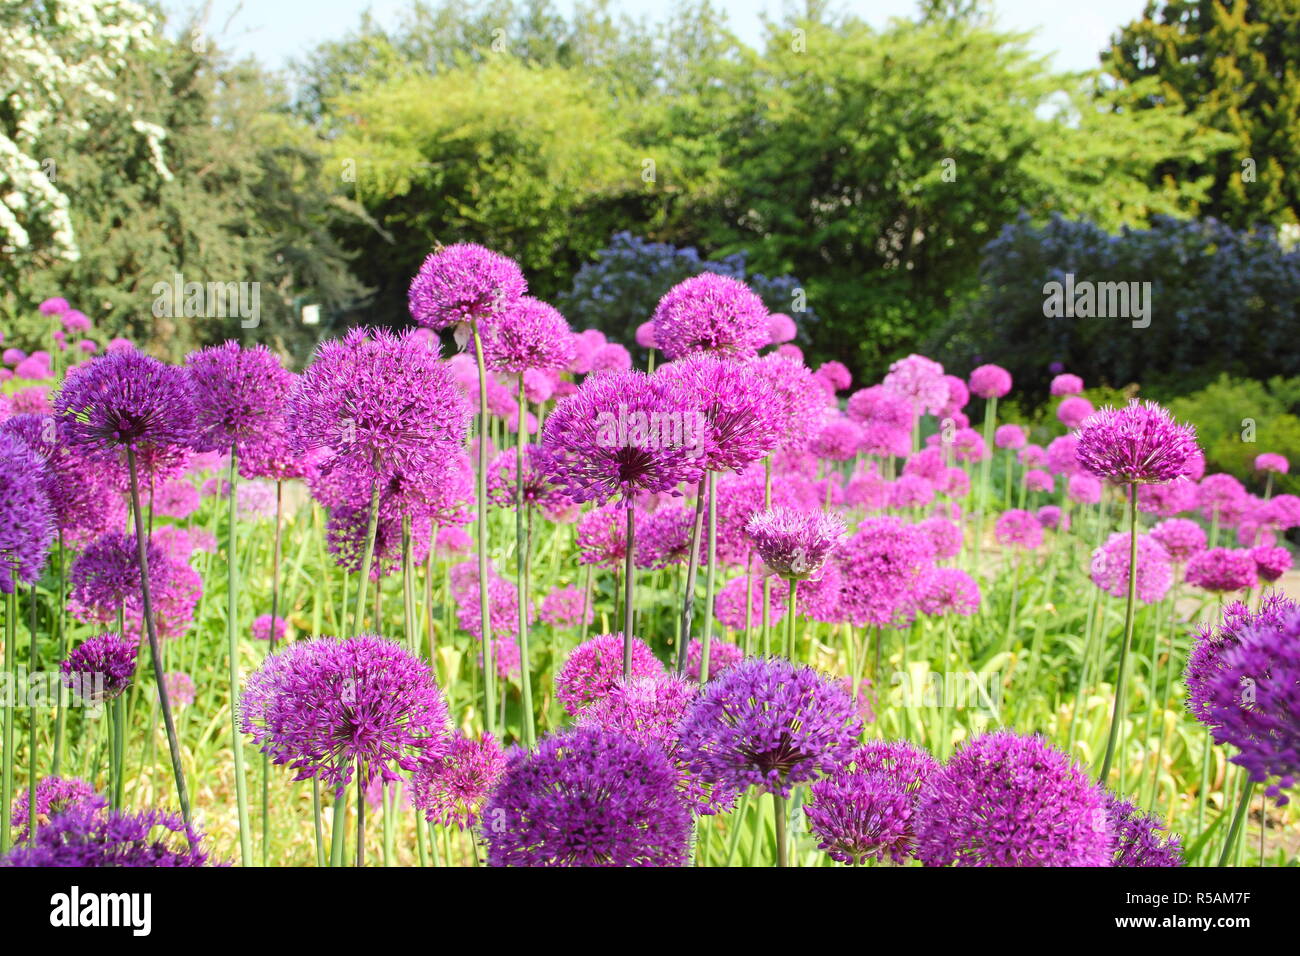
xmin=554 ymin=633 xmax=664 ymax=714
xmin=968 ymin=364 xmax=1012 ymax=399
xmin=408 ymin=242 xmax=527 ymax=331
xmin=1076 ymin=401 xmax=1198 ymax=485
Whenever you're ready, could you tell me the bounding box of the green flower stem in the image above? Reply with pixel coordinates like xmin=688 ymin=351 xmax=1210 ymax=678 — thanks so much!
xmin=622 ymin=504 xmax=636 ymax=679
xmin=773 ymin=791 xmax=788 ymax=868
xmin=783 ymin=578 xmax=799 ymax=660
xmin=52 ymin=534 xmax=67 ymax=776
xmin=675 ymin=477 xmax=707 ymax=673
xmin=330 ymin=784 xmax=347 ymax=867
xmin=516 ymin=374 xmax=536 ymax=744
xmin=698 ymin=472 xmax=719 ymax=683
xmin=1099 ymin=482 xmax=1138 ymax=785
xmin=1 ymin=577 xmax=16 ymax=856
xmin=110 ymin=694 xmax=125 ymax=810
xmin=1217 ymin=774 xmax=1256 ymax=867
xmin=351 ymin=481 xmax=381 ymax=635
xmin=225 ymin=451 xmax=252 ymax=864
xmin=471 ymin=324 xmax=496 ymax=736
xmin=27 ymin=584 xmax=38 ymax=836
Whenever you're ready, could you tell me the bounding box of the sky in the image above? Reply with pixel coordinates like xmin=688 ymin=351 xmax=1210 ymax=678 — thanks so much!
xmin=165 ymin=0 xmax=1148 ymax=76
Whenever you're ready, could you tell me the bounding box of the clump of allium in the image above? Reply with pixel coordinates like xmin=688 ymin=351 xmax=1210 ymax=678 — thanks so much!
xmin=914 ymin=731 xmax=1111 ymax=867
xmin=239 ymin=635 xmax=451 ymax=792
xmin=655 ymin=354 xmax=783 ymax=472
xmin=408 ymin=242 xmax=527 ymax=330
xmin=677 ymin=657 xmax=862 ymax=797
xmin=914 ymin=567 xmax=981 ymax=617
xmin=411 ymin=732 xmax=506 ymax=831
xmin=1046 ymin=433 xmax=1082 ymax=476
xmin=1036 ymin=505 xmax=1069 ymax=532
xmin=968 ymin=364 xmax=1012 ymax=399
xmin=0 ymin=804 xmax=218 ymax=867
xmin=994 ymin=509 xmax=1043 ymax=551
xmin=1076 ymin=401 xmax=1198 ymax=484
xmin=684 ymin=637 xmax=744 ymax=682
xmin=1050 ymin=373 xmax=1084 ymax=396
xmin=0 ymin=429 xmax=55 ymax=592
xmin=651 ymin=273 xmax=770 ymax=360
xmin=1106 ymin=793 xmax=1183 ymax=867
xmin=744 ymin=506 xmax=846 ymax=580
xmin=185 ymin=342 xmax=294 ymax=456
xmin=917 ymin=516 xmax=963 ymax=560
xmin=554 ymin=633 xmax=664 ymax=714
xmin=1255 ymin=453 xmax=1289 ymax=474
xmin=811 ymin=413 xmax=864 ymax=462
xmin=482 ymin=296 xmax=576 ymax=373
xmin=60 ymin=632 xmax=138 ymax=702
xmin=713 ymin=573 xmax=788 ymax=631
xmin=1251 ymin=545 xmax=1292 ymax=583
xmin=9 ymin=777 xmax=104 ymax=843
xmin=1090 ymin=532 xmax=1174 ymax=604
xmin=836 ymin=517 xmax=936 ymax=628
xmin=288 ymin=327 xmax=470 ymax=494
xmin=805 ymin=740 xmax=939 ymax=865
xmin=538 ymin=585 xmax=593 ymax=629
xmin=847 ymin=384 xmax=915 ymax=432
xmin=1185 ymin=547 xmax=1258 ymax=594
xmin=542 ymin=369 xmax=704 ymax=504
xmin=252 ymin=614 xmax=287 ymax=643
xmin=882 ymin=354 xmax=948 ymax=415
xmin=993 ymin=424 xmax=1026 ymax=450
xmin=163 ymin=672 xmax=196 ymax=708
xmin=482 ymin=726 xmax=692 ymax=866
xmin=1149 ymin=518 xmax=1206 ymax=563
xmin=1057 ymin=395 xmax=1095 ymax=429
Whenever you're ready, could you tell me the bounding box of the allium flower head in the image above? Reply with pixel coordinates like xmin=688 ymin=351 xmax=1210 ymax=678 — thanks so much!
xmin=1057 ymin=395 xmax=1095 ymax=429
xmin=0 ymin=805 xmax=217 ymax=867
xmin=1149 ymin=518 xmax=1206 ymax=563
xmin=634 ymin=501 xmax=698 ymax=569
xmin=917 ymin=515 xmax=963 ymax=560
xmin=1050 ymin=373 xmax=1084 ymax=396
xmin=482 ymin=296 xmax=575 ymax=373
xmin=1067 ymin=473 xmax=1102 ymax=505
xmin=1090 ymin=532 xmax=1173 ymax=604
xmin=252 ymin=614 xmax=287 ymax=643
xmin=239 ymin=635 xmax=451 ymax=791
xmin=1255 ymin=453 xmax=1289 ymax=475
xmin=163 ymin=672 xmax=196 ymax=708
xmin=579 ymin=674 xmax=697 ymax=752
xmin=0 ymin=429 xmax=55 ymax=592
xmin=677 ymin=657 xmax=862 ymax=797
xmin=914 ymin=567 xmax=981 ymax=616
xmin=883 ymin=354 xmax=948 ymax=415
xmin=411 ymin=732 xmax=506 ymax=830
xmin=994 ymin=509 xmax=1043 ymax=551
xmin=408 ymin=242 xmax=527 ymax=330
xmin=654 ymin=354 xmax=782 ymax=472
xmin=914 ymin=731 xmax=1111 ymax=866
xmin=1106 ymin=793 xmax=1183 ymax=866
xmin=1076 ymin=401 xmax=1198 ymax=484
xmin=1197 ymin=473 xmax=1249 ymax=525
xmin=482 ymin=726 xmax=691 ymax=866
xmin=9 ymin=776 xmax=103 ymax=843
xmin=635 ymin=321 xmax=659 ymax=349
xmin=651 ymin=273 xmax=769 ymax=360
xmin=767 ymin=313 xmax=797 ymax=344
xmin=60 ymin=632 xmax=138 ymax=702
xmin=744 ymin=506 xmax=845 ymax=580
xmin=1185 ymin=547 xmax=1258 ymax=594
xmin=968 ymin=364 xmax=1012 ymax=399
xmin=847 ymin=384 xmax=915 ymax=432
xmin=752 ymin=352 xmax=825 ymax=452
xmin=1036 ymin=504 xmax=1069 ymax=531
xmin=1251 ymin=545 xmax=1292 ymax=583
xmin=836 ymin=517 xmax=936 ymax=628
xmin=1046 ymin=434 xmax=1082 ymax=476
xmin=994 ymin=424 xmax=1026 ymax=450
xmin=1023 ymin=469 xmax=1054 ymax=493
xmin=811 ymin=413 xmax=864 ymax=462
xmin=539 ymin=585 xmax=593 ymax=629
xmin=185 ymin=342 xmax=294 ymax=455
xmin=684 ymin=637 xmax=745 ymax=682
xmin=554 ymin=633 xmax=664 ymax=714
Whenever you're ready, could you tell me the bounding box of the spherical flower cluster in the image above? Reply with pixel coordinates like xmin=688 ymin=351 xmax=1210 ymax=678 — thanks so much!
xmin=994 ymin=509 xmax=1043 ymax=551
xmin=1076 ymin=401 xmax=1198 ymax=484
xmin=1251 ymin=545 xmax=1292 ymax=583
xmin=8 ymin=777 xmax=103 ymax=843
xmin=914 ymin=731 xmax=1111 ymax=866
xmin=538 ymin=585 xmax=593 ymax=629
xmin=1019 ymin=444 xmax=1047 ymax=468
xmin=0 ymin=430 xmax=55 ymax=592
xmin=654 ymin=354 xmax=782 ymax=472
xmin=408 ymin=242 xmax=527 ymax=330
xmin=1035 ymin=505 xmax=1069 ymax=532
xmin=744 ymin=506 xmax=845 ymax=580
xmin=889 ymin=474 xmax=935 ymax=509
xmin=239 ymin=635 xmax=451 ymax=791
xmin=163 ymin=672 xmax=196 ymax=708
xmin=1057 ymin=395 xmax=1094 ymax=429
xmin=767 ymin=313 xmax=797 ymax=344
xmin=1185 ymin=547 xmax=1258 ymax=594
xmin=1067 ymin=473 xmax=1102 ymax=505
xmin=914 ymin=567 xmax=981 ymax=617
xmin=713 ymin=573 xmax=788 ymax=631
xmin=1197 ymin=473 xmax=1249 ymax=525
xmin=677 ymin=657 xmax=862 ymax=798
xmin=554 ymin=633 xmax=664 ymax=714
xmin=1255 ymin=453 xmax=1289 ymax=475
xmin=634 ymin=501 xmax=698 ymax=569
xmin=482 ymin=296 xmax=575 ymax=373
xmin=185 ymin=342 xmax=294 ymax=456
xmin=60 ymin=632 xmax=138 ymax=702
xmin=411 ymin=732 xmax=506 ymax=830
xmin=994 ymin=424 xmax=1026 ymax=450
xmin=1149 ymin=518 xmax=1206 ymax=563
xmin=847 ymin=384 xmax=915 ymax=432
xmin=1046 ymin=434 xmax=1082 ymax=476
xmin=1023 ymin=469 xmax=1054 ymax=493
xmin=1089 ymin=532 xmax=1173 ymax=604
xmin=651 ymin=273 xmax=770 ymax=359
xmin=836 ymin=517 xmax=936 ymax=628
xmin=1137 ymin=479 xmax=1198 ymax=518
xmin=882 ymin=354 xmax=948 ymax=415
xmin=0 ymin=805 xmax=217 ymax=867
xmin=1050 ymin=373 xmax=1084 ymax=396
xmin=1106 ymin=793 xmax=1184 ymax=866
xmin=968 ymin=364 xmax=1012 ymax=399
xmin=252 ymin=614 xmax=287 ymax=643
xmin=917 ymin=516 xmax=963 ymax=560
xmin=752 ymin=352 xmax=825 ymax=452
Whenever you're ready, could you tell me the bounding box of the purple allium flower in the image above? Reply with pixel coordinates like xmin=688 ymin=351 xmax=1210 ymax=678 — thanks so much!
xmin=1198 ymin=473 xmax=1249 ymax=525
xmin=411 ymin=732 xmax=506 ymax=830
xmin=927 ymin=426 xmax=987 ymax=463
xmin=1149 ymin=518 xmax=1206 ymax=563
xmin=654 ymin=353 xmax=782 ymax=472
xmin=538 ymin=585 xmax=594 ymax=629
xmin=482 ymin=726 xmax=692 ymax=867
xmin=1260 ymin=494 xmax=1300 ymax=531
xmin=592 ymin=342 xmax=632 ymax=373
xmin=836 ymin=517 xmax=936 ymax=628
xmin=575 ymin=502 xmax=628 ymax=568
xmin=408 ymin=243 xmax=527 ymax=331
xmin=455 ymin=570 xmax=523 ymax=640
xmin=152 ymin=479 xmax=199 ymax=519
xmin=1050 ymin=373 xmax=1084 ymax=396
xmin=1138 ymin=479 xmax=1198 ymax=517
xmin=1106 ymin=793 xmax=1183 ymax=866
xmin=635 ymin=321 xmax=659 ymax=349
xmin=914 ymin=731 xmax=1111 ymax=867
xmin=888 ymin=474 xmax=934 ymax=510
xmin=1185 ymin=547 xmax=1258 ymax=594
xmin=1036 ymin=504 xmax=1069 ymax=532
xmin=814 ymin=360 xmax=852 ymax=394
xmin=61 ymin=310 xmax=91 ymax=332
xmin=1184 ymin=596 xmax=1300 ymax=802
xmin=767 ymin=313 xmax=797 ymax=344
xmin=744 ymin=506 xmax=845 ymax=580
xmin=941 ymin=466 xmax=971 ymax=498
xmin=1076 ymin=401 xmax=1198 ymax=485
xmin=677 ymin=657 xmax=862 ymax=798
xmin=289 ymin=328 xmax=470 ymax=496
xmin=54 ymin=350 xmax=197 ymax=469
xmin=0 ymin=429 xmax=55 ymax=592
xmin=1019 ymin=443 xmax=1048 ymax=468
xmin=1251 ymin=545 xmax=1292 ymax=583
xmin=1046 ymin=433 xmax=1082 ymax=476
xmin=252 ymin=614 xmax=288 ymax=643
xmin=14 ymin=356 xmax=52 ymax=380
xmin=60 ymin=632 xmax=138 ymax=702
xmin=0 ymin=804 xmax=217 ymax=867
xmin=9 ymin=777 xmax=103 ymax=843
xmin=163 ymin=672 xmax=195 ymax=708
xmin=902 ymin=447 xmax=945 ymax=483
xmin=634 ymin=501 xmax=698 ymax=569
xmin=1057 ymin=395 xmax=1095 ymax=429
xmin=914 ymin=567 xmax=981 ymax=617
xmin=579 ymin=674 xmax=696 ymax=752
xmin=239 ymin=635 xmax=451 ymax=791
xmin=1023 ymin=469 xmax=1054 ymax=493
xmin=805 ymin=740 xmax=938 ymax=864
xmin=39 ymin=297 xmax=69 ymax=315
xmin=1255 ymin=453 xmax=1289 ymax=475
xmin=482 ymin=296 xmax=575 ymax=373
xmin=994 ymin=509 xmax=1043 ymax=551
xmin=883 ymin=354 xmax=948 ymax=415
xmin=847 ymin=384 xmax=915 ymax=432
xmin=810 ymin=413 xmax=863 ymax=462
xmin=968 ymin=364 xmax=1012 ymax=399
xmin=1067 ymin=473 xmax=1103 ymax=505
xmin=542 ymin=368 xmax=704 ymax=504
xmin=554 ymin=633 xmax=664 ymax=714
xmin=994 ymin=424 xmax=1026 ymax=450
xmin=486 ymin=444 xmax=572 ymax=518
xmin=684 ymin=637 xmax=744 ymax=682
xmin=1089 ymin=532 xmax=1174 ymax=604
xmin=185 ymin=342 xmax=294 ymax=456
xmin=1 ymin=348 xmax=23 ymax=365
xmin=917 ymin=515 xmax=963 ymax=560
xmin=484 ymin=635 xmax=521 ymax=680
xmin=651 ymin=273 xmax=770 ymax=360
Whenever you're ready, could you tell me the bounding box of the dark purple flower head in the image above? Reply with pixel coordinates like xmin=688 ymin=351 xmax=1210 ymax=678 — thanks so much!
xmin=482 ymin=726 xmax=692 ymax=866
xmin=634 ymin=501 xmax=698 ymax=569
xmin=554 ymin=633 xmax=664 ymax=714
xmin=655 ymin=354 xmax=782 ymax=472
xmin=1076 ymin=401 xmax=1198 ymax=484
xmin=1251 ymin=545 xmax=1292 ymax=583
xmin=914 ymin=731 xmax=1111 ymax=866
xmin=1185 ymin=547 xmax=1258 ymax=594
xmin=9 ymin=777 xmax=104 ymax=843
xmin=0 ymin=429 xmax=55 ymax=593
xmin=289 ymin=327 xmax=470 ymax=491
xmin=968 ymin=364 xmax=1012 ymax=399
xmin=1106 ymin=793 xmax=1183 ymax=866
xmin=411 ymin=732 xmax=506 ymax=830
xmin=326 ymin=501 xmax=431 ymax=581
xmin=60 ymin=632 xmax=138 ymax=702
xmin=541 ymin=369 xmax=704 ymax=505
xmin=55 ymin=349 xmax=197 ymax=462
xmin=482 ymin=296 xmax=575 ymax=373
xmin=408 ymin=242 xmax=527 ymax=331
xmin=835 ymin=517 xmax=936 ymax=628
xmin=745 ymin=506 xmax=845 ymax=580
xmin=66 ymin=531 xmax=200 ymax=641
xmin=239 ymin=635 xmax=451 ymax=792
xmin=677 ymin=657 xmax=862 ymax=798
xmin=651 ymin=273 xmax=769 ymax=360
xmin=185 ymin=342 xmax=294 ymax=455
xmin=1 ymin=804 xmax=217 ymax=867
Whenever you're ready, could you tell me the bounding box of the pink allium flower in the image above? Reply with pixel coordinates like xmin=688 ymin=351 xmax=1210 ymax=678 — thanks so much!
xmin=815 ymin=360 xmax=852 ymax=393
xmin=539 ymin=585 xmax=594 ymax=629
xmin=714 ymin=571 xmax=788 ymax=630
xmin=654 ymin=354 xmax=782 ymax=472
xmin=39 ymin=297 xmax=70 ymax=315
xmin=1036 ymin=505 xmax=1068 ymax=531
xmin=1137 ymin=479 xmax=1198 ymax=517
xmin=1255 ymin=453 xmax=1289 ymax=475
xmin=860 ymin=422 xmax=911 ymax=458
xmin=1090 ymin=532 xmax=1173 ymax=603
xmin=767 ymin=312 xmax=797 ymax=344
xmin=751 ymin=352 xmax=824 ymax=452
xmin=1251 ymin=545 xmax=1292 ymax=583
xmin=482 ymin=296 xmax=575 ymax=373
xmin=635 ymin=321 xmax=659 ymax=349
xmin=941 ymin=374 xmax=970 ymax=415
xmin=1023 ymin=469 xmax=1054 ymax=493
xmin=1067 ymin=473 xmax=1102 ymax=505
xmin=917 ymin=516 xmax=963 ymax=560
xmin=745 ymin=506 xmax=846 ymax=580
xmin=1045 ymin=434 xmax=1082 ymax=476
xmin=651 ymin=273 xmax=770 ymax=359
xmin=554 ymin=633 xmax=664 ymax=714
xmin=883 ymin=354 xmax=948 ymax=415
xmin=1056 ymin=395 xmax=1094 ymax=429
xmin=806 ymin=413 xmax=860 ymax=463
xmin=889 ymin=474 xmax=935 ymax=510
xmin=836 ymin=517 xmax=936 ymax=627
xmin=685 ymin=638 xmax=744 ymax=682
xmin=163 ymin=671 xmax=196 ymax=708
xmin=14 ymin=356 xmax=52 ymax=380
xmin=1260 ymin=494 xmax=1300 ymax=530
xmin=846 ymin=384 xmax=915 ymax=432
xmin=2 ymin=348 xmax=25 ymax=365
xmin=61 ymin=310 xmax=91 ymax=332
xmin=902 ymin=447 xmax=945 ymax=484
xmin=994 ymin=509 xmax=1043 ymax=550
xmin=1019 ymin=444 xmax=1047 ymax=468
xmin=968 ymin=364 xmax=1012 ymax=399
xmin=408 ymin=242 xmax=527 ymax=331
xmin=412 ymin=732 xmax=506 ymax=830
xmin=185 ymin=342 xmax=294 ymax=457
xmin=1149 ymin=518 xmax=1206 ymax=563
xmin=941 ymin=466 xmax=971 ymax=498
xmin=1076 ymin=401 xmax=1198 ymax=484
xmin=152 ymin=479 xmax=200 ymax=519
xmin=252 ymin=614 xmax=287 ymax=643
xmin=1185 ymin=547 xmax=1258 ymax=593
xmin=1050 ymin=373 xmax=1084 ymax=396
xmin=993 ymin=424 xmax=1026 ymax=450
xmin=1198 ymin=473 xmax=1249 ymax=525
xmin=845 ymin=464 xmax=890 ymax=511
xmin=592 ymin=342 xmax=632 ymax=372
xmin=914 ymin=567 xmax=980 ymax=616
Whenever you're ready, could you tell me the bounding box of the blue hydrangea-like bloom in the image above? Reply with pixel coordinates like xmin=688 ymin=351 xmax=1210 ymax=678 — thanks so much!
xmin=1 ymin=804 xmax=218 ymax=867
xmin=481 ymin=726 xmax=692 ymax=866
xmin=677 ymin=657 xmax=862 ymax=798
xmin=239 ymin=635 xmax=452 ymax=792
xmin=0 ymin=429 xmax=55 ymax=593
xmin=1106 ymin=793 xmax=1183 ymax=866
xmin=482 ymin=296 xmax=576 ymax=373
xmin=1076 ymin=401 xmax=1198 ymax=484
xmin=651 ymin=273 xmax=770 ymax=360
xmin=185 ymin=341 xmax=294 ymax=455
xmin=60 ymin=632 xmax=138 ymax=702
xmin=408 ymin=242 xmax=527 ymax=331
xmin=914 ymin=731 xmax=1111 ymax=867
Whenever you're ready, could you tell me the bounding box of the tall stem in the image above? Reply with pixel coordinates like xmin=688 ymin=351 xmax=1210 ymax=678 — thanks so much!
xmin=471 ymin=325 xmax=497 ymax=735
xmin=1 ymin=582 xmax=14 ymax=856
xmin=698 ymin=472 xmax=719 ymax=683
xmin=52 ymin=534 xmax=67 ymax=775
xmin=351 ymin=480 xmax=381 ymax=636
xmin=773 ymin=791 xmax=788 ymax=868
xmin=676 ymin=478 xmax=707 ymax=673
xmin=1218 ymin=775 xmax=1256 ymax=866
xmin=622 ymin=505 xmax=636 ymax=677
xmin=515 ymin=374 xmax=536 ymax=745
xmin=224 ymin=450 xmax=252 ymax=863
xmin=1099 ymin=482 xmax=1138 ymax=784
xmin=126 ymin=447 xmax=191 ymax=829
xmin=783 ymin=578 xmax=799 ymax=659
xmin=27 ymin=585 xmax=38 ymax=836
